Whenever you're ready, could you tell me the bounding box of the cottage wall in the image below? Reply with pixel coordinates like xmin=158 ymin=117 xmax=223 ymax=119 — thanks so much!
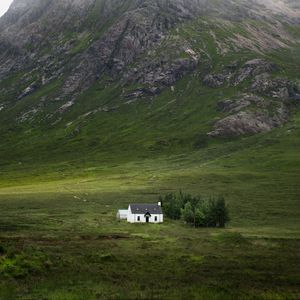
xmin=117 ymin=209 xmax=128 ymax=220
xmin=127 ymin=205 xmax=163 ymax=223
xmin=127 ymin=210 xmax=136 ymax=223
xmin=127 ymin=211 xmax=163 ymax=223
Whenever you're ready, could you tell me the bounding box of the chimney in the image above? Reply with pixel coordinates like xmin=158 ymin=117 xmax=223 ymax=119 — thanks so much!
xmin=158 ymin=201 xmax=161 ymax=206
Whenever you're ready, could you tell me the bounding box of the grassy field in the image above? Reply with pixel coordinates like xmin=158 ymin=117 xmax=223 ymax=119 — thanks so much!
xmin=0 ymin=191 xmax=299 ymax=300
xmin=1 ymin=111 xmax=300 ymax=299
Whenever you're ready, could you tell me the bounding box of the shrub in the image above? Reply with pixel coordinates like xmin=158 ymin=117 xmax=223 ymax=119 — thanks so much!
xmin=161 ymin=191 xmax=191 ymax=220
xmin=0 ymin=245 xmax=5 ymax=255
xmin=0 ymin=251 xmax=46 ymax=279
xmin=160 ymin=192 xmax=230 ymax=228
xmin=209 ymin=196 xmax=230 ymax=228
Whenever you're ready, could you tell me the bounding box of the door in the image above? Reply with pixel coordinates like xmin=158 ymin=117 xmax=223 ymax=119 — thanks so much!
xmin=144 ymin=212 xmax=151 ymax=223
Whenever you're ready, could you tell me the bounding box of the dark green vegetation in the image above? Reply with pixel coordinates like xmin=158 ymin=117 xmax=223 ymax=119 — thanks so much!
xmin=181 ymin=196 xmax=229 ymax=228
xmin=161 ymin=192 xmax=230 ymax=227
xmin=0 ymin=0 xmax=300 ymax=299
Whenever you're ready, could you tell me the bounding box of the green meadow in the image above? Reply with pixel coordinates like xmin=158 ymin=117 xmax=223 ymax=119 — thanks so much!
xmin=1 ymin=111 xmax=300 ymax=299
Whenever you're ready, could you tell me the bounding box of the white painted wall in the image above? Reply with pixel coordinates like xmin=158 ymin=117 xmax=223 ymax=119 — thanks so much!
xmin=127 ymin=205 xmax=163 ymax=223
xmin=117 ymin=209 xmax=128 ymax=220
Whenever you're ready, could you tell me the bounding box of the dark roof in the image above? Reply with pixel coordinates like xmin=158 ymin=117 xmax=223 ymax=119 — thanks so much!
xmin=129 ymin=204 xmax=163 ymax=215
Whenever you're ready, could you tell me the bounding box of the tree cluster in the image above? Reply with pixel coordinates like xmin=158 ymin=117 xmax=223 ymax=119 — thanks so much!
xmin=160 ymin=191 xmax=230 ymax=228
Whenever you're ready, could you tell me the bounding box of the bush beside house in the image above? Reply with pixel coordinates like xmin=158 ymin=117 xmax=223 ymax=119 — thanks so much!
xmin=160 ymin=191 xmax=230 ymax=227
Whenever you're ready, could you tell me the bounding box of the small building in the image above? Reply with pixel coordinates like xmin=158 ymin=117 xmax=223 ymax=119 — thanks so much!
xmin=127 ymin=202 xmax=163 ymax=223
xmin=116 ymin=209 xmax=128 ymax=220
xmin=117 ymin=202 xmax=163 ymax=223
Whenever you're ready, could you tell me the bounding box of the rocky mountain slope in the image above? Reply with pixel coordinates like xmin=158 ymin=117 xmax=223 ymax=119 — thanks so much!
xmin=0 ymin=0 xmax=299 ymax=168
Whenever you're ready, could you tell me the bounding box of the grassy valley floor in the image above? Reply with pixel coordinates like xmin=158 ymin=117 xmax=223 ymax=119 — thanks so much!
xmin=0 ymin=112 xmax=300 ymax=299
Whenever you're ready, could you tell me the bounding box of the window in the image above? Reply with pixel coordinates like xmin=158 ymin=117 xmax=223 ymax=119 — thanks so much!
xmin=155 ymin=216 xmax=157 ymax=222
xmin=137 ymin=216 xmax=140 ymax=221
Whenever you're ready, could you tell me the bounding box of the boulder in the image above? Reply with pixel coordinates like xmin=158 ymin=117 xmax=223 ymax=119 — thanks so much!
xmin=17 ymin=82 xmax=38 ymax=100
xmin=124 ymin=87 xmax=160 ymax=100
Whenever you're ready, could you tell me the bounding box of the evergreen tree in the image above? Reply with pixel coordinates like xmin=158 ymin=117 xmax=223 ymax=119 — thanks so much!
xmin=163 ymin=192 xmax=182 ymax=220
xmin=181 ymin=202 xmax=194 ymax=225
xmin=181 ymin=196 xmax=204 ymax=227
xmin=160 ymin=191 xmax=230 ymax=228
xmin=213 ymin=196 xmax=230 ymax=228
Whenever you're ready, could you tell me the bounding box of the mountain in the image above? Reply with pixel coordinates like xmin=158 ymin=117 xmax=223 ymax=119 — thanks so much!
xmin=0 ymin=0 xmax=299 ymax=176
xmin=0 ymin=2 xmax=300 ymax=298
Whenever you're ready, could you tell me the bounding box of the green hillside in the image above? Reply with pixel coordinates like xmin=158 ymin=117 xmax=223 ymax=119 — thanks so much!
xmin=0 ymin=16 xmax=299 ymax=175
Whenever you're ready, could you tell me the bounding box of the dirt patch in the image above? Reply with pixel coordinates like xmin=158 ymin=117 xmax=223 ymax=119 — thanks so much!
xmin=96 ymin=233 xmax=130 ymax=240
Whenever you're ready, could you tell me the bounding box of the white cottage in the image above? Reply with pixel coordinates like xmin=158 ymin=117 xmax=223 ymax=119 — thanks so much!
xmin=127 ymin=203 xmax=163 ymax=223
xmin=117 ymin=202 xmax=163 ymax=223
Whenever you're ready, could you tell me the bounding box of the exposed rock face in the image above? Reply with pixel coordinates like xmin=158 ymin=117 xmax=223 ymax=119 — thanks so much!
xmin=124 ymin=87 xmax=160 ymax=101
xmin=208 ymin=93 xmax=291 ymax=138
xmin=208 ymin=109 xmax=289 ymax=138
xmin=201 ymin=54 xmax=299 ymax=138
xmin=216 ymin=94 xmax=265 ymax=113
xmin=232 ymin=59 xmax=277 ymax=86
xmin=1 ymin=0 xmax=298 ymax=101
xmin=17 ymin=82 xmax=38 ymax=100
xmin=0 ymin=0 xmax=299 ymax=141
xmin=0 ymin=0 xmax=211 ymax=103
xmin=124 ymin=57 xmax=198 ymax=97
xmin=251 ymin=75 xmax=300 ymax=99
xmin=59 ymin=6 xmax=172 ymax=99
xmin=203 ymin=59 xmax=277 ymax=88
xmin=203 ymin=74 xmax=227 ymax=88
